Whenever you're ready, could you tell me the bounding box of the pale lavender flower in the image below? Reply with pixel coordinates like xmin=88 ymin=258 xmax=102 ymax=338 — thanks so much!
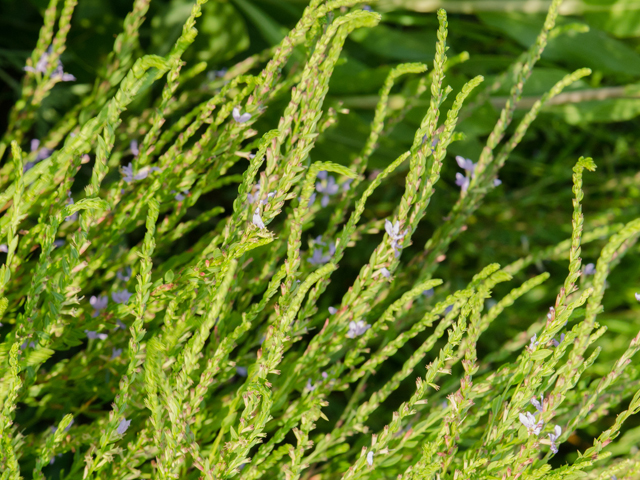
xmin=444 ymin=305 xmax=454 ymax=314
xmin=111 ymin=348 xmax=123 ymax=359
xmin=122 ymin=163 xmax=160 ymax=183
xmin=306 ymin=379 xmax=316 ymax=392
xmin=90 ymin=295 xmax=108 ymax=317
xmin=423 ymin=288 xmax=434 ymax=297
xmin=455 ymin=156 xmax=500 ymax=190
xmin=24 ymin=48 xmax=51 ymax=74
xmin=232 ymin=107 xmax=251 ymax=123
xmin=130 ymin=140 xmax=139 ymax=157
xmin=53 ymin=240 xmax=65 ymax=248
xmin=328 ymin=306 xmax=337 ymax=315
xmin=252 ymin=208 xmax=266 ymax=229
xmin=635 ymin=293 xmax=640 ymax=302
xmin=308 ymin=242 xmax=335 ymax=265
xmin=0 ymin=244 xmax=7 ymax=253
xmin=31 ymin=139 xmax=41 ymax=151
xmin=236 ymin=366 xmax=248 ymax=377
xmin=51 ymin=60 xmax=75 ymax=82
xmin=547 ymin=307 xmax=555 ymax=321
xmin=531 ymin=395 xmax=544 ymax=413
xmin=551 ymin=333 xmax=565 ymax=347
xmin=366 ymin=450 xmax=374 ymax=466
xmin=261 ymin=191 xmax=276 ymax=205
xmin=529 ymin=333 xmax=539 ymax=351
xmin=456 ymin=156 xmax=476 ymax=173
xmin=307 ymin=192 xmax=317 ymax=207
xmin=316 ymin=173 xmax=340 ymax=207
xmin=65 ymin=191 xmax=78 ymax=222
xmin=112 ymin=289 xmax=133 ymax=304
xmin=379 ymin=267 xmax=392 ymax=279
xmin=314 ymin=235 xmax=326 ymax=246
xmin=85 ymin=330 xmax=108 ymax=340
xmin=117 ymin=418 xmax=131 ymax=435
xmin=174 ymin=190 xmax=189 ymax=201
xmin=322 ymin=371 xmax=329 ymax=379
xmin=362 ymin=5 xmax=373 ymax=11
xmin=584 ymin=263 xmax=595 ymax=275
xmin=115 ymin=319 xmax=127 ymax=330
xmin=346 ymin=320 xmax=370 ymax=338
xmin=519 ymin=411 xmax=544 ymax=436
xmin=455 ymin=172 xmax=470 ymax=192
xmin=548 ymin=425 xmax=562 ymax=454
xmin=385 ymin=219 xmax=406 ymax=258
xmin=248 ymin=184 xmax=261 ymax=204
xmin=117 ymin=267 xmax=132 ymax=282
xmin=342 ymin=178 xmax=353 ymax=192
xmin=20 ymin=341 xmax=37 ymax=350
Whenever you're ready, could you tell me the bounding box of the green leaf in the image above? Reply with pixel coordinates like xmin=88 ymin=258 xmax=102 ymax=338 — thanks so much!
xmin=531 ymin=349 xmax=553 ymax=361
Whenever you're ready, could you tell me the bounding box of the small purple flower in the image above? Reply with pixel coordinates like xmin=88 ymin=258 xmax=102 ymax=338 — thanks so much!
xmin=20 ymin=340 xmax=37 ymax=350
xmin=122 ymin=163 xmax=160 ymax=183
xmin=379 ymin=267 xmax=392 ymax=279
xmin=531 ymin=395 xmax=544 ymax=413
xmin=444 ymin=304 xmax=454 ymax=314
xmin=316 ymin=172 xmax=340 ymax=207
xmin=551 ymin=333 xmax=565 ymax=347
xmin=346 ymin=320 xmax=370 ymax=339
xmin=362 ymin=5 xmax=373 ymax=11
xmin=236 ymin=366 xmax=248 ymax=377
xmin=455 ymin=172 xmax=470 ymax=191
xmin=454 ymin=155 xmax=500 ymax=191
xmin=385 ymin=219 xmax=407 ymax=258
xmin=85 ymin=330 xmax=108 ymax=340
xmin=130 ymin=140 xmax=139 ymax=157
xmin=174 ymin=190 xmax=189 ymax=201
xmin=308 ymin=242 xmax=335 ymax=265
xmin=117 ymin=267 xmax=132 ymax=282
xmin=548 ymin=425 xmax=562 ymax=454
xmin=322 ymin=371 xmax=329 ymax=379
xmin=366 ymin=450 xmax=374 ymax=466
xmin=112 ymin=289 xmax=133 ymax=305
xmin=328 ymin=306 xmax=337 ymax=315
xmin=306 ymin=379 xmax=316 ymax=392
xmin=584 ymin=263 xmax=595 ymax=275
xmin=519 ymin=411 xmax=544 ymax=436
xmin=232 ymin=107 xmax=251 ymax=123
xmin=111 ymin=347 xmax=123 ymax=359
xmin=90 ymin=295 xmax=108 ymax=317
xmin=53 ymin=239 xmax=65 ymax=248
xmin=65 ymin=191 xmax=78 ymax=222
xmin=342 ymin=178 xmax=353 ymax=192
xmin=307 ymin=192 xmax=317 ymax=207
xmin=529 ymin=333 xmax=539 ymax=351
xmin=115 ymin=319 xmax=127 ymax=330
xmin=635 ymin=292 xmax=640 ymax=302
xmin=261 ymin=191 xmax=276 ymax=205
xmin=456 ymin=156 xmax=476 ymax=173
xmin=248 ymin=184 xmax=261 ymax=204
xmin=252 ymin=208 xmax=266 ymax=229
xmin=547 ymin=307 xmax=555 ymax=322
xmin=117 ymin=418 xmax=131 ymax=435
xmin=423 ymin=288 xmax=434 ymax=297
xmin=0 ymin=244 xmax=7 ymax=253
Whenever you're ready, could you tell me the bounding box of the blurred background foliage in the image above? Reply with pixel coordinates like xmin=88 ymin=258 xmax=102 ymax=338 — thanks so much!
xmin=2 ymin=0 xmax=640 ymax=465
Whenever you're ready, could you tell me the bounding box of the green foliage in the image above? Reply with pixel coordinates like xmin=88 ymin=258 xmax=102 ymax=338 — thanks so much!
xmin=1 ymin=0 xmax=640 ymax=479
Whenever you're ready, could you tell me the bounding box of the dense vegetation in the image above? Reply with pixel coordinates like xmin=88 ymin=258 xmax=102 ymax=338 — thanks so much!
xmin=1 ymin=0 xmax=640 ymax=478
